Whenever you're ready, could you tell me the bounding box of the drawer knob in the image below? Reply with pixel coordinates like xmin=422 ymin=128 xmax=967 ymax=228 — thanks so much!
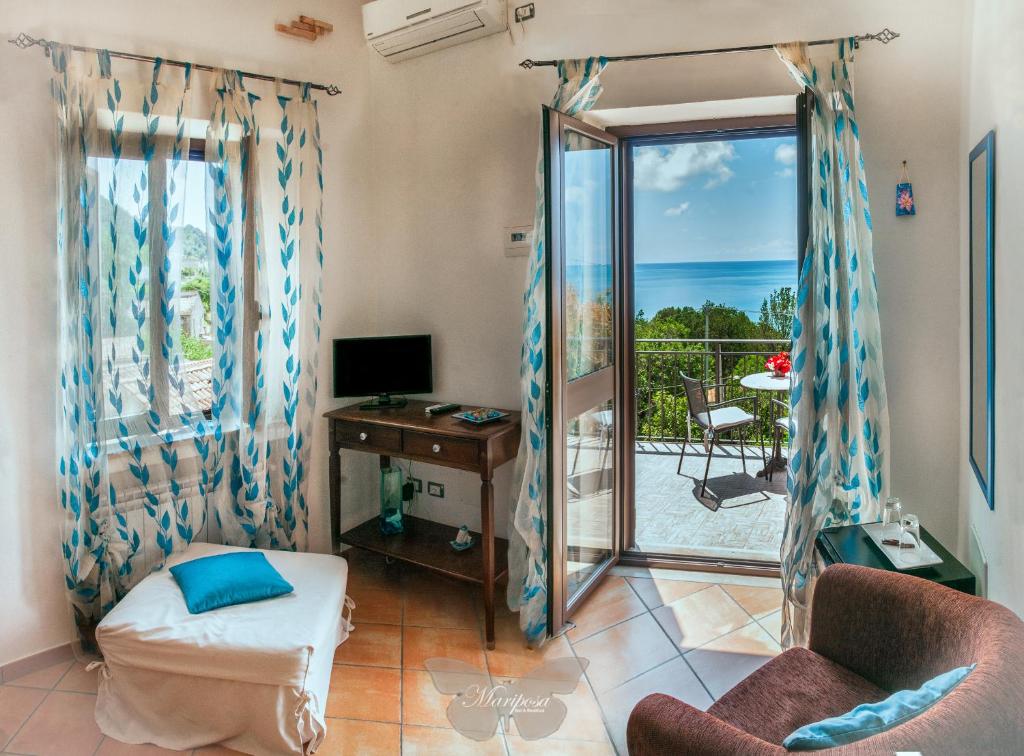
xmin=359 ymin=432 xmax=368 ymax=442
xmin=432 ymin=443 xmax=441 ymax=454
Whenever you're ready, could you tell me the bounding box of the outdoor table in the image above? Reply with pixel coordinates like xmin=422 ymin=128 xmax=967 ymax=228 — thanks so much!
xmin=739 ymin=371 xmax=792 ymax=478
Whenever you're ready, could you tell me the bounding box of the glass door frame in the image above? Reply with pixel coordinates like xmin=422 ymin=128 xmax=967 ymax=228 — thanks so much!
xmin=612 ymin=107 xmax=807 ymax=575
xmin=544 ymin=106 xmax=625 ymax=636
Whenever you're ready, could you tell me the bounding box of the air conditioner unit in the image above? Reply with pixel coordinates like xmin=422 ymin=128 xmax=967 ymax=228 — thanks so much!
xmin=362 ymin=0 xmax=508 ymax=62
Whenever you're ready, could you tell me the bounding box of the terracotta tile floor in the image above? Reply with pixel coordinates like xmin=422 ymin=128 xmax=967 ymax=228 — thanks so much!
xmin=0 ymin=552 xmax=783 ymax=755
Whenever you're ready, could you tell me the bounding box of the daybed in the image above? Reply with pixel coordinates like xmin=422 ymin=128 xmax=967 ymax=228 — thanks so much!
xmin=93 ymin=542 xmax=352 ymax=755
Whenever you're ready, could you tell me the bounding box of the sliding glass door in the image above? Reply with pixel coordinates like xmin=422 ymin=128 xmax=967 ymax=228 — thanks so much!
xmin=544 ymin=107 xmax=622 ymax=634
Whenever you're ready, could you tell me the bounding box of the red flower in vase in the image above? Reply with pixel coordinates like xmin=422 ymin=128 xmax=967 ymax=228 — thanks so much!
xmin=765 ymin=351 xmax=792 ymax=376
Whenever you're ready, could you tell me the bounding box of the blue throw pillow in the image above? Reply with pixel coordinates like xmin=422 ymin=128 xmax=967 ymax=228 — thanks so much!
xmin=783 ymin=664 xmax=976 ymax=751
xmin=169 ymin=551 xmax=294 ymax=614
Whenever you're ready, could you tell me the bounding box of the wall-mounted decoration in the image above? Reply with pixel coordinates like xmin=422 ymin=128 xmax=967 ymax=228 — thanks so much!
xmin=276 ymin=15 xmax=334 ymax=41
xmin=968 ymin=130 xmax=996 ymax=510
xmin=896 ymin=160 xmax=916 ymax=216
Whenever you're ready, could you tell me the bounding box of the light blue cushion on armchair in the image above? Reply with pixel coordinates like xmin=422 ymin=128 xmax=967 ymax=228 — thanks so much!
xmin=169 ymin=551 xmax=294 ymax=614
xmin=783 ymin=664 xmax=976 ymax=751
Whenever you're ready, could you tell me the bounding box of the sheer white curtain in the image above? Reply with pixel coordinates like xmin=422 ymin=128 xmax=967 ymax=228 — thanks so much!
xmin=775 ymin=39 xmax=891 ymax=647
xmin=52 ymin=48 xmax=324 ymax=639
xmin=508 ymin=57 xmax=607 ymax=645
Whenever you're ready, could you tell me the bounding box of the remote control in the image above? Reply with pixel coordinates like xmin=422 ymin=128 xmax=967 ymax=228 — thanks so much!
xmin=426 ymin=403 xmax=461 ymax=415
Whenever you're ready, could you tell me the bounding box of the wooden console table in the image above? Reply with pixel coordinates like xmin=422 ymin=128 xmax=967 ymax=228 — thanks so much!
xmin=325 ymin=400 xmax=521 ymax=648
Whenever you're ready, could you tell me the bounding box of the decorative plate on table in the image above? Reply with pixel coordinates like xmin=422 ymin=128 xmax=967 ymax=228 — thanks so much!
xmin=453 ymin=408 xmax=509 ymax=425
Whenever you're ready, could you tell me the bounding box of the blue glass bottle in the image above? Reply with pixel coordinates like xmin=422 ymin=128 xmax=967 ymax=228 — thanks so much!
xmin=379 ymin=466 xmax=404 ymax=534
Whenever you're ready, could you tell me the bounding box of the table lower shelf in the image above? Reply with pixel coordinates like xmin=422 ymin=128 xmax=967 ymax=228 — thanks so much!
xmin=339 ymin=514 xmax=508 ymax=585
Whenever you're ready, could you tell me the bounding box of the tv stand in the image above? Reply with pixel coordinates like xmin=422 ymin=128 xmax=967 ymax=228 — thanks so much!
xmin=325 ymin=399 xmax=521 ymax=649
xmin=358 ymin=393 xmax=408 ymax=410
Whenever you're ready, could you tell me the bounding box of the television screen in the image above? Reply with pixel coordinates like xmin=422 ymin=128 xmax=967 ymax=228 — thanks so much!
xmin=333 ymin=335 xmax=433 ymax=398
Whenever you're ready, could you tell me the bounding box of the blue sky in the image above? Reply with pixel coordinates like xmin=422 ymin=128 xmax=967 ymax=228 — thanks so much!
xmin=632 ymin=135 xmax=797 ymax=264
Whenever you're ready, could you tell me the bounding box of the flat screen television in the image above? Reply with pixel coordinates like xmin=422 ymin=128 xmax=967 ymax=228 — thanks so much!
xmin=333 ymin=335 xmax=432 ymax=408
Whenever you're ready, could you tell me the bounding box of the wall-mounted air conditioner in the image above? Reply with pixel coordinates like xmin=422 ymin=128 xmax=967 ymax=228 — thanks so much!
xmin=362 ymin=0 xmax=508 ymax=62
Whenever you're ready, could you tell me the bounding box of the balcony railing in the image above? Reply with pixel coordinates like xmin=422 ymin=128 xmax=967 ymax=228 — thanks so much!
xmin=636 ymin=337 xmax=791 ymax=444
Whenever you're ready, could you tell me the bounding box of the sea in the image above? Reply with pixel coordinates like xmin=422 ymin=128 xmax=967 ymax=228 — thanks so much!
xmin=635 ymin=260 xmax=796 ymax=317
xmin=567 ymin=259 xmax=796 ymax=318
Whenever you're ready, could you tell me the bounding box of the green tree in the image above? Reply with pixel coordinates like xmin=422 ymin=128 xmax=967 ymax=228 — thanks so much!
xmin=181 ymin=272 xmax=211 ymax=323
xmin=759 ymin=287 xmax=796 ymax=339
xmin=634 ymin=300 xmax=790 ymax=444
xmin=180 ymin=333 xmax=213 ymax=361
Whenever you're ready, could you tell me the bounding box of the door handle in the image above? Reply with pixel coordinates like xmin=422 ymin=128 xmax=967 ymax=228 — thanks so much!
xmin=432 ymin=444 xmax=441 ymax=454
xmin=359 ymin=432 xmax=368 ymax=442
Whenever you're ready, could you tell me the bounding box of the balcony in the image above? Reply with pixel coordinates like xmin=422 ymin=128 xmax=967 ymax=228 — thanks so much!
xmin=633 ymin=337 xmax=790 ymax=563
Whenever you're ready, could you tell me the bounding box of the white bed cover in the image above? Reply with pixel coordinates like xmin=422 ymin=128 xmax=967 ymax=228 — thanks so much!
xmin=94 ymin=542 xmax=351 ymax=755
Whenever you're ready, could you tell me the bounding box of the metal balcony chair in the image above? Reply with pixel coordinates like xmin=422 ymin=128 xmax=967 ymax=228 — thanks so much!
xmin=677 ymin=374 xmax=759 ymax=498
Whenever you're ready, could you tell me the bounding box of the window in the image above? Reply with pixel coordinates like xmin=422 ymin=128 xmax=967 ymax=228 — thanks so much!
xmin=96 ymin=136 xmax=254 ymax=437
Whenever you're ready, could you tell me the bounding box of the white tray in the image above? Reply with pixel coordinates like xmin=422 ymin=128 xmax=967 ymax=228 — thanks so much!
xmin=861 ymin=522 xmax=943 ymax=570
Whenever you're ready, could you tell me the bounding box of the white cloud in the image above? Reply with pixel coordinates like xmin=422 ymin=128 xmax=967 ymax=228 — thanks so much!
xmin=774 ymin=143 xmax=797 ymax=166
xmin=664 ymin=201 xmax=690 ymax=217
xmin=774 ymin=167 xmax=794 ymax=178
xmin=634 ymin=142 xmax=737 ymax=192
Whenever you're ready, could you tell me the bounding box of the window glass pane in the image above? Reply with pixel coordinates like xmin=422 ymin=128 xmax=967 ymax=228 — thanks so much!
xmin=171 ymin=159 xmax=213 ymax=417
xmin=563 ymin=130 xmax=614 ymax=380
xmin=97 ymin=156 xmax=151 ymax=425
xmin=566 ymin=399 xmax=614 ymax=597
xmin=96 ymin=151 xmax=216 ymax=431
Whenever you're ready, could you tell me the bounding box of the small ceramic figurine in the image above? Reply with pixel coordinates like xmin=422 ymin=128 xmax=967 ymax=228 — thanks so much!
xmin=450 ymin=525 xmax=474 ymax=551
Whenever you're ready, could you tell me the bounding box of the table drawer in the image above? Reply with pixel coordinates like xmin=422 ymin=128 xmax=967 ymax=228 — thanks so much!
xmin=403 ymin=431 xmax=480 ymax=468
xmin=334 ymin=422 xmax=402 ymax=454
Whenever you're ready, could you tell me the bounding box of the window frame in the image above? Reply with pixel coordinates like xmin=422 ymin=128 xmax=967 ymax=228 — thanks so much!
xmin=616 ymin=115 xmax=801 ymax=576
xmin=93 ymin=133 xmax=257 ymax=445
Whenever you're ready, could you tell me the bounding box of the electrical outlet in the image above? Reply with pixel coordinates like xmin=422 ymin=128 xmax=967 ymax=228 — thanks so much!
xmin=410 ymin=477 xmax=423 ymax=493
xmin=427 ymin=481 xmax=445 ymax=498
xmin=514 ymin=3 xmax=535 ymax=23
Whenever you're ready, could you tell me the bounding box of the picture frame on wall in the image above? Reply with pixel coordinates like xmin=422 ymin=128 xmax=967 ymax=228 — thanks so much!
xmin=968 ymin=130 xmax=995 ymax=510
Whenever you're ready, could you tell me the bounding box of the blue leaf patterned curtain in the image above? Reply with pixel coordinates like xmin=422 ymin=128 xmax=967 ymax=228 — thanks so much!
xmin=52 ymin=48 xmax=324 ymax=631
xmin=774 ymin=40 xmax=891 ymax=647
xmin=508 ymin=57 xmax=606 ymax=646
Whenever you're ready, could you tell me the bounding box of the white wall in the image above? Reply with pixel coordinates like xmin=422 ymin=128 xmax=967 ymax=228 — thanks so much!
xmin=1 ymin=0 xmax=974 ymax=668
xmin=0 ymin=0 xmax=375 ymax=667
xmin=958 ymin=0 xmax=1024 ymax=616
xmin=365 ymin=0 xmax=968 ymax=545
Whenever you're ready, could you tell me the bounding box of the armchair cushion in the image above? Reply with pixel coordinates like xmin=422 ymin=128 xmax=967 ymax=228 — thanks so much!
xmin=707 ymin=647 xmax=888 ymax=746
xmin=782 ymin=663 xmax=975 ymax=750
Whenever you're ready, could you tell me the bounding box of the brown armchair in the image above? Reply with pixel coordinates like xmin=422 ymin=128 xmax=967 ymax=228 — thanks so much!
xmin=627 ymin=564 xmax=1024 ymax=754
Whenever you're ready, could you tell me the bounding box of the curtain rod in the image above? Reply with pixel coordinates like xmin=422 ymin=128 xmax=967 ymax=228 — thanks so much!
xmin=8 ymin=32 xmax=342 ymax=96
xmin=518 ymin=28 xmax=899 ymax=69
